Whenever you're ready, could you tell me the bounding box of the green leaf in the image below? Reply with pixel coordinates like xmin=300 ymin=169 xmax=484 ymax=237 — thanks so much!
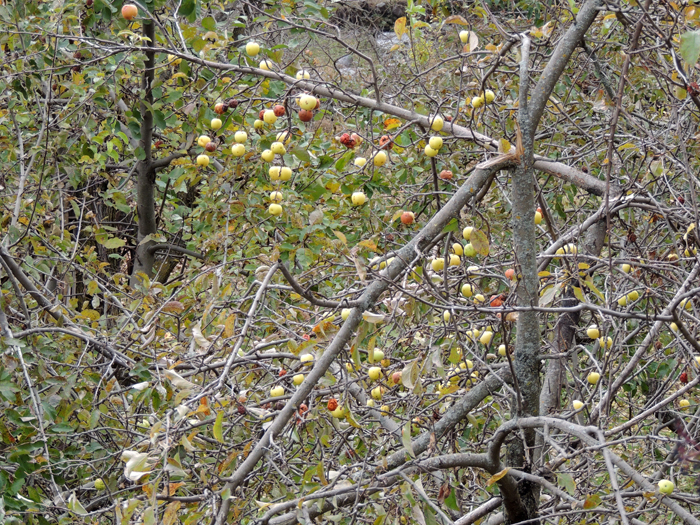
xmin=680 ymin=31 xmax=700 ymax=66
xmin=583 ymin=494 xmax=601 ymax=509
xmin=154 ymin=110 xmax=166 ymax=130
xmin=470 ymin=229 xmax=489 ymax=256
xmin=444 ymin=488 xmax=459 ymax=511
xmin=201 ymin=16 xmax=216 ymax=31
xmin=103 ymin=237 xmax=126 ymax=249
xmin=558 ymin=472 xmax=576 ymax=495
xmin=178 ymin=0 xmax=196 ymax=18
xmin=442 ymin=218 xmax=458 ymax=233
xmin=291 ymin=147 xmax=310 ymax=163
xmin=302 ymin=183 xmax=326 ymax=201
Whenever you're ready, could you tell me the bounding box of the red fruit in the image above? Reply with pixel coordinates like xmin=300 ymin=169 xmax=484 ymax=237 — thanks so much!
xmin=445 ymin=115 xmax=453 ymax=122
xmin=400 ymin=211 xmax=415 ymax=225
xmin=205 ymin=142 xmax=216 ymax=152
xmin=678 ymin=196 xmax=685 ymax=204
xmin=490 ymin=293 xmax=506 ymax=307
xmin=392 ymin=372 xmax=402 ymax=384
xmin=505 ymin=268 xmax=515 ymax=280
xmin=680 ymin=372 xmax=688 ymax=384
xmin=439 ymin=170 xmax=453 ymax=180
xmin=339 ymin=133 xmax=351 ymax=144
xmin=298 ymin=403 xmax=308 ymax=414
xmin=379 ymin=135 xmax=393 ymax=150
xmin=315 ymin=98 xmax=321 ymax=110
xmin=273 ymin=104 xmax=285 ymax=117
xmin=350 ymin=132 xmax=362 ymax=145
xmin=279 ymin=369 xmax=287 ymax=377
xmin=536 ymin=207 xmax=542 ymax=213
xmin=259 ymin=109 xmax=265 ymax=120
xmin=228 ymin=99 xmax=239 ymax=109
xmin=86 ymin=0 xmax=93 ymax=6
xmin=689 ymin=82 xmax=700 ymax=97
xmin=214 ymin=103 xmax=226 ymax=114
xmin=298 ymin=109 xmax=313 ymax=122
xmin=121 ymin=4 xmax=138 ymax=20
xmin=327 ymin=398 xmax=338 ymax=411
xmin=237 ymin=405 xmax=247 ymax=415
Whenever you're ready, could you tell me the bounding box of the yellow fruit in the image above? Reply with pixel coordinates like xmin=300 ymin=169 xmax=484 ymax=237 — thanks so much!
xmin=464 ymin=243 xmax=476 ymax=257
xmin=354 ymin=157 xmax=367 ymax=167
xmin=471 ymin=96 xmax=484 ymax=109
xmin=680 ymin=399 xmax=690 ymax=409
xmin=373 ymin=151 xmax=387 ymax=167
xmin=621 ymin=263 xmax=631 ymax=273
xmin=366 ymin=399 xmax=375 ymax=407
xmin=695 ymin=356 xmax=700 ymax=366
xmin=474 ymin=294 xmax=485 ymax=304
xmin=234 ymin=131 xmax=248 ymax=143
xmin=534 ymin=211 xmax=542 ymax=224
xmin=246 ymin=42 xmax=260 ymax=56
xmin=293 ymin=374 xmax=304 ymax=386
xmin=263 ymin=110 xmax=277 ymax=124
xmin=572 ymin=400 xmax=584 ymax=410
xmin=261 ymin=149 xmax=275 ymax=162
xmin=463 ymin=226 xmax=473 ymax=240
xmin=555 ymin=247 xmax=565 ymax=255
xmin=480 ymin=331 xmax=493 ymax=345
xmin=330 ymin=406 xmax=345 ymax=418
xmin=270 ymin=386 xmax=284 ymax=397
xmin=484 ymin=90 xmax=495 ymax=104
xmin=587 ymin=326 xmax=600 ymax=339
xmin=280 ymin=167 xmax=292 ymax=181
xmin=167 ymin=54 xmax=181 ymax=65
xmin=658 ymin=480 xmax=674 ymax=495
xmin=372 ymin=349 xmax=385 ymax=362
xmin=498 ymin=344 xmax=506 ymax=356
xmin=270 ymin=191 xmax=283 ymax=203
xmin=670 ymin=323 xmax=679 ymax=333
xmin=429 ymin=136 xmax=443 ymax=150
xmin=452 ymin=243 xmax=464 ymax=256
xmin=270 ymin=141 xmax=286 ymax=155
xmin=587 ymin=372 xmax=600 ymax=385
xmin=627 ymin=290 xmax=639 ymax=302
xmin=380 ymin=405 xmax=390 ymax=414
xmin=299 ymin=94 xmax=317 ymax=111
xmin=431 ymin=116 xmax=444 ymax=131
xmin=300 ymin=353 xmax=314 ymax=365
xmin=196 ymin=154 xmax=210 ymax=167
xmin=424 ymin=145 xmax=438 ymax=157
xmin=210 ymin=118 xmax=222 ymax=130
xmin=269 ymin=166 xmax=281 ymax=180
xmin=467 ymin=265 xmax=479 ymax=274
xmin=443 ymin=311 xmax=451 ymax=323
xmin=461 ymin=283 xmax=474 ymax=297
xmin=341 ymin=308 xmax=351 ymax=321
xmin=368 ymin=366 xmax=382 ymax=381
xmin=465 ymin=359 xmax=474 ymax=369
xmin=268 ymin=203 xmax=283 ymax=216
xmin=197 ymin=135 xmax=211 ymax=147
xmin=459 ymin=30 xmax=468 ymax=43
xmin=617 ymin=296 xmax=627 ymax=307
xmin=449 ymin=254 xmax=461 ymax=267
xmin=668 ymin=253 xmax=679 ymax=261
xmin=231 ymin=144 xmax=245 ymax=157
xmin=599 ymin=337 xmax=613 ymax=349
xmin=431 ymin=258 xmax=445 ymax=272
xmin=351 ymin=192 xmax=367 ymax=206
xmin=371 ymin=386 xmax=383 ymax=400
xmin=94 ymin=478 xmax=106 ymax=491
xmin=296 ymin=69 xmax=311 ymax=80
xmin=259 ymin=59 xmax=273 ymax=71
xmin=254 ymin=119 xmax=264 ymax=129
xmin=680 ymin=298 xmax=692 ymax=311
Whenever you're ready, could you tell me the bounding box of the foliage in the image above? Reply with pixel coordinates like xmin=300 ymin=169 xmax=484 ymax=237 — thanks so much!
xmin=0 ymin=0 xmax=699 ymax=524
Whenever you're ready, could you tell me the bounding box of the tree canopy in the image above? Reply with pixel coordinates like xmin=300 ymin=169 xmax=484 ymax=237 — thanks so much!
xmin=0 ymin=0 xmax=700 ymax=524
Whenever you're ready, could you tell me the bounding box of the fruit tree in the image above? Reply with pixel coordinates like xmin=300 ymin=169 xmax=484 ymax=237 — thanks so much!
xmin=0 ymin=0 xmax=700 ymax=524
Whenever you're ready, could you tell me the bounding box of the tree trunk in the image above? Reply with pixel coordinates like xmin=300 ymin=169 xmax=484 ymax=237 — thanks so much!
xmin=130 ymin=18 xmax=157 ymax=287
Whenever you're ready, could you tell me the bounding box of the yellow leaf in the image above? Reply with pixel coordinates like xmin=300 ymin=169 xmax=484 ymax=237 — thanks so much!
xmin=389 ymin=44 xmax=401 ymax=53
xmin=358 ymin=240 xmax=378 ymax=252
xmin=213 ymin=411 xmax=224 ymax=443
xmin=78 ymin=309 xmax=101 ymax=321
xmin=394 ymin=17 xmax=407 ymax=38
xmin=384 ymin=118 xmax=402 ymax=130
xmin=334 ymin=230 xmax=347 ymax=245
xmin=162 ymin=301 xmax=185 ymax=313
xmin=162 ymin=501 xmax=181 ymax=525
xmin=498 ymin=138 xmax=511 ymax=153
xmin=470 ymin=229 xmax=490 ymax=256
xmin=485 ymin=467 xmax=510 ymax=486
xmin=443 ymin=15 xmax=468 ymax=25
xmin=224 ymin=314 xmax=236 ymax=338
xmin=170 ymin=72 xmax=188 ymax=80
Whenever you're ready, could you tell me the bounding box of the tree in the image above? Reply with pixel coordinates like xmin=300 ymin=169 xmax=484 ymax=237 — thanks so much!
xmin=0 ymin=0 xmax=699 ymax=524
